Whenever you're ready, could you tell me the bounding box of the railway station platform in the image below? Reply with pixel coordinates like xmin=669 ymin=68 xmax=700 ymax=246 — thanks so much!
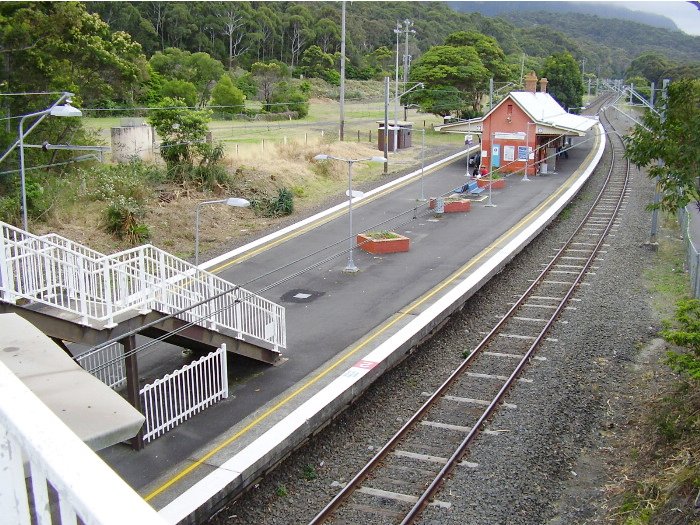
xmin=100 ymin=122 xmax=606 ymax=523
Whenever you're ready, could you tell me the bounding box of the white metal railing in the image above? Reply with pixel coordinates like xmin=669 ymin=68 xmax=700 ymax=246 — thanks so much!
xmin=75 ymin=342 xmax=126 ymax=390
xmin=0 ymin=360 xmax=167 ymax=525
xmin=0 ymin=221 xmax=286 ymax=350
xmin=140 ymin=344 xmax=228 ymax=442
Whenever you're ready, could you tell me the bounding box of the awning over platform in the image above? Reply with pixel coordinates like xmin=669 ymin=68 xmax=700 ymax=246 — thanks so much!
xmin=0 ymin=314 xmax=144 ymax=450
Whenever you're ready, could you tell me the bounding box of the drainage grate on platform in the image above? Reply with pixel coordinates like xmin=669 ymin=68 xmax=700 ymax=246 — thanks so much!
xmin=280 ymin=289 xmax=325 ymax=303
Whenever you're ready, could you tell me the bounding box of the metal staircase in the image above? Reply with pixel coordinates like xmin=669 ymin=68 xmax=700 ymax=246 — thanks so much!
xmin=0 ymin=221 xmax=285 ymax=363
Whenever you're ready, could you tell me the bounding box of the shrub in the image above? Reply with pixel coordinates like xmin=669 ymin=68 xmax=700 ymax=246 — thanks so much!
xmin=211 ymin=74 xmax=246 ymax=115
xmin=660 ymin=298 xmax=700 ymax=380
xmin=251 ymin=188 xmax=294 ymax=218
xmin=103 ymin=195 xmax=150 ymax=245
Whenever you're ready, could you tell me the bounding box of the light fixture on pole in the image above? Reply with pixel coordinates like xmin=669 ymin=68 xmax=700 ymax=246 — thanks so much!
xmin=195 ymin=197 xmax=250 ymax=266
xmin=18 ymin=98 xmax=82 ymax=232
xmin=313 ymin=154 xmax=386 ymax=272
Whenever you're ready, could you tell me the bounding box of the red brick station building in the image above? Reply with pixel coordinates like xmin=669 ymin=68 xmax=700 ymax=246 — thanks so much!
xmin=436 ymin=71 xmax=598 ymax=176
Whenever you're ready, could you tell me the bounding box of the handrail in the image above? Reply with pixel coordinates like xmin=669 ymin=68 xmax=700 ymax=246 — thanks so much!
xmin=0 ymin=360 xmax=167 ymax=524
xmin=0 ymin=221 xmax=286 ymax=350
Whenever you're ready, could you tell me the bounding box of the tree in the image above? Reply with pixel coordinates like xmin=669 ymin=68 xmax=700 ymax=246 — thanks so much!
xmin=409 ymin=45 xmax=490 ymax=114
xmin=147 ymin=96 xmax=212 ymax=175
xmin=626 ymin=51 xmax=673 ymax=85
xmin=251 ymin=61 xmax=288 ymax=109
xmin=271 ymin=81 xmax=309 ymax=118
xmin=444 ymin=31 xmax=512 ymax=110
xmin=1 ymin=2 xmax=148 ymax=107
xmin=625 ymin=79 xmax=700 ymax=213
xmin=286 ymin=5 xmax=313 ymax=69
xmin=315 ymin=17 xmax=341 ymax=54
xmin=160 ymin=79 xmax=198 ymax=107
xmin=211 ymin=74 xmax=246 ymax=115
xmin=444 ymin=31 xmax=511 ymax=82
xmin=149 ymin=48 xmax=225 ymax=106
xmin=540 ymin=52 xmax=583 ymax=112
xmin=217 ymin=1 xmax=254 ymax=70
xmin=299 ymin=45 xmax=336 ymax=83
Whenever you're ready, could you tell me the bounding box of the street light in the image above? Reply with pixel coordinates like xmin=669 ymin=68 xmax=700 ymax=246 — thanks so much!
xmin=195 ymin=197 xmax=250 ymax=266
xmin=18 ymin=99 xmax=83 ymax=231
xmin=313 ymin=154 xmax=386 ymax=272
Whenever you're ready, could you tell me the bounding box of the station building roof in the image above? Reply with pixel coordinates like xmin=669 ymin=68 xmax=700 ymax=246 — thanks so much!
xmin=435 ymin=91 xmax=598 ymax=137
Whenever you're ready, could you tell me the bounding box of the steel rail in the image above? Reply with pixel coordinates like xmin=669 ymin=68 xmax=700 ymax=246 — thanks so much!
xmin=401 ymin=110 xmax=629 ymax=524
xmin=309 ymin=101 xmax=627 ymax=525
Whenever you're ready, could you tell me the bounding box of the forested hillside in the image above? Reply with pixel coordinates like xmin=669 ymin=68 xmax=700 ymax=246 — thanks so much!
xmin=82 ymin=1 xmax=699 ymax=79
xmin=448 ymin=1 xmax=680 ymax=31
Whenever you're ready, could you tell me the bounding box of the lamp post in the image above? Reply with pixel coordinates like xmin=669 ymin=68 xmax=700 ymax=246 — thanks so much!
xmin=485 ymin=132 xmax=497 ymax=208
xmin=313 ymin=154 xmax=386 ymax=272
xmin=18 ymin=99 xmax=82 ymax=231
xmin=195 ymin=197 xmax=250 ymax=266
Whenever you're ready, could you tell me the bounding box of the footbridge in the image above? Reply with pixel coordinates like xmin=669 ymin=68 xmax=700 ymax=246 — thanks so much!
xmin=0 ymin=221 xmax=286 ymax=364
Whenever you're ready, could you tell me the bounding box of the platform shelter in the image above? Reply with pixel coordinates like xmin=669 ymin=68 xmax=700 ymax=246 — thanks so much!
xmin=436 ymin=71 xmax=598 ymax=176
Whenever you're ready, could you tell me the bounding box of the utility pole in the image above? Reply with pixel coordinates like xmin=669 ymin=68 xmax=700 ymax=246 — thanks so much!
xmin=393 ymin=21 xmax=401 ymax=153
xmin=339 ymin=0 xmax=346 ymax=141
xmin=649 ymin=78 xmax=670 ymax=248
xmin=489 ymin=78 xmax=494 ymax=111
xmin=402 ymin=19 xmax=415 ymax=121
xmin=384 ymin=76 xmax=389 ymax=174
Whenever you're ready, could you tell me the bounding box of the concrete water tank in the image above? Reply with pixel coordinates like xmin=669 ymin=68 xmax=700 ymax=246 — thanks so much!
xmin=111 ymin=119 xmax=154 ymax=163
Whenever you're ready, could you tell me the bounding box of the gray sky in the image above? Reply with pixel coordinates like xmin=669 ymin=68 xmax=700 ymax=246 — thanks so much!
xmin=613 ymin=1 xmax=700 ymax=35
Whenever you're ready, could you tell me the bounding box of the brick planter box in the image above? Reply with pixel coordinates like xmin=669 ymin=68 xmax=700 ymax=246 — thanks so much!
xmin=429 ymin=197 xmax=472 ymax=213
xmin=476 ymin=178 xmax=506 ymax=190
xmin=356 ymin=232 xmax=410 ymax=254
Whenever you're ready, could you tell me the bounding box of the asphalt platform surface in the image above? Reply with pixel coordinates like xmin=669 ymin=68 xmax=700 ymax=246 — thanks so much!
xmin=97 ymin=133 xmax=598 ymax=512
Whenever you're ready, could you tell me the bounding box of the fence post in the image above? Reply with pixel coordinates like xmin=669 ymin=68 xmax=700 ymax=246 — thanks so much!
xmin=102 ymin=258 xmax=115 ymax=328
xmin=207 ymin=273 xmax=217 ymax=331
xmin=77 ymin=256 xmax=89 ymax=325
xmin=695 ymin=252 xmax=700 ymax=299
xmin=220 ymin=344 xmax=228 ymax=399
xmin=357 ymin=130 xmax=360 ymax=142
xmin=369 ymin=130 xmax=372 ymax=143
xmin=137 ymin=248 xmax=150 ymax=314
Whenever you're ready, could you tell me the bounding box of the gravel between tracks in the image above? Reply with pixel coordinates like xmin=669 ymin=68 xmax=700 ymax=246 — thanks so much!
xmin=208 ymin=110 xmax=662 ymax=525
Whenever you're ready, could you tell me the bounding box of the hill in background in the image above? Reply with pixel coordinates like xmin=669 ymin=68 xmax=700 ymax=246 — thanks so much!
xmin=448 ymin=1 xmax=679 ymax=31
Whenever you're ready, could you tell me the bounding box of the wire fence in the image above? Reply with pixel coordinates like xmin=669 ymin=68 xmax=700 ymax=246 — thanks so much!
xmin=678 ymin=206 xmax=700 ymax=298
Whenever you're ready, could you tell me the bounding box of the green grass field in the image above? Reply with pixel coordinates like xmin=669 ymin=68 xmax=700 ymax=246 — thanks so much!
xmin=83 ymin=100 xmax=462 ymax=162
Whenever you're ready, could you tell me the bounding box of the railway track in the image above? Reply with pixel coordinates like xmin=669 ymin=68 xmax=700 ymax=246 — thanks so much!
xmin=308 ymin=102 xmax=629 ymax=525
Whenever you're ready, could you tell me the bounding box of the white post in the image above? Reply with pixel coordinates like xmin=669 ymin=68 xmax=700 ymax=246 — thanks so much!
xmin=103 ymin=258 xmax=115 ymax=327
xmin=394 ymin=21 xmax=401 ymax=153
xmin=220 ymin=344 xmax=229 ymax=399
xmin=419 ymin=128 xmax=426 ymax=201
xmin=0 ymin=228 xmax=15 ymax=303
xmin=345 ymin=160 xmax=358 ymax=273
xmin=523 ymin=123 xmax=531 ymax=182
xmin=485 ymin=132 xmax=497 ymax=208
xmin=77 ymin=256 xmax=89 ymax=325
